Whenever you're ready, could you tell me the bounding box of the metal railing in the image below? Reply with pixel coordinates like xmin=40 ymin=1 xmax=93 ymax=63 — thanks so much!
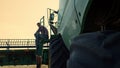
xmin=0 ymin=39 xmax=35 ymax=48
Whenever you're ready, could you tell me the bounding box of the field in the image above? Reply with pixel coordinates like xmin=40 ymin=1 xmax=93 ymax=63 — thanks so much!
xmin=0 ymin=65 xmax=48 ymax=68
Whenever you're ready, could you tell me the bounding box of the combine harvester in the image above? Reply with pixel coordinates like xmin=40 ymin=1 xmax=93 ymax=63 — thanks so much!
xmin=1 ymin=0 xmax=120 ymax=68
xmin=49 ymin=0 xmax=120 ymax=68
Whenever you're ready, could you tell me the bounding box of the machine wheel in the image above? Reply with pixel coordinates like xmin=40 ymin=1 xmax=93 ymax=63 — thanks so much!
xmin=67 ymin=31 xmax=120 ymax=68
xmin=49 ymin=34 xmax=69 ymax=68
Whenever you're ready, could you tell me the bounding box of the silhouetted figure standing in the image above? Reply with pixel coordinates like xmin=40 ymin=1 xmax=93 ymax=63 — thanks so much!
xmin=34 ymin=22 xmax=48 ymax=68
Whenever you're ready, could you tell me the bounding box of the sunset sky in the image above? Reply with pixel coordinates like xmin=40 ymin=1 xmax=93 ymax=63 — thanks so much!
xmin=0 ymin=0 xmax=59 ymax=39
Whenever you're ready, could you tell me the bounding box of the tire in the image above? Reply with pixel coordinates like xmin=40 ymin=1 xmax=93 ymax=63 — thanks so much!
xmin=67 ymin=31 xmax=120 ymax=68
xmin=49 ymin=34 xmax=69 ymax=68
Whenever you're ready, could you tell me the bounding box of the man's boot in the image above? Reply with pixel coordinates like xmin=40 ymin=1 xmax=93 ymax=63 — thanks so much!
xmin=36 ymin=55 xmax=42 ymax=68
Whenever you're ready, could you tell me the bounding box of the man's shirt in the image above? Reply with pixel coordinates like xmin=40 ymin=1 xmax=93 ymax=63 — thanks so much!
xmin=35 ymin=26 xmax=48 ymax=35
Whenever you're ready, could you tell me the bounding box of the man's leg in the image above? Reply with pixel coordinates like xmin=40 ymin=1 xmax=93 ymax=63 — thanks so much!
xmin=35 ymin=38 xmax=43 ymax=68
xmin=35 ymin=34 xmax=48 ymax=68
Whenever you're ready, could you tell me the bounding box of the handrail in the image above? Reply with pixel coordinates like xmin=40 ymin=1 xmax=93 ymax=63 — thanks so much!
xmin=0 ymin=39 xmax=35 ymax=46
xmin=0 ymin=39 xmax=35 ymax=48
xmin=0 ymin=39 xmax=49 ymax=48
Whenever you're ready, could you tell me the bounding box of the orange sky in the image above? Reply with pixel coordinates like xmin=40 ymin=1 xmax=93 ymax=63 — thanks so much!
xmin=0 ymin=0 xmax=59 ymax=39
